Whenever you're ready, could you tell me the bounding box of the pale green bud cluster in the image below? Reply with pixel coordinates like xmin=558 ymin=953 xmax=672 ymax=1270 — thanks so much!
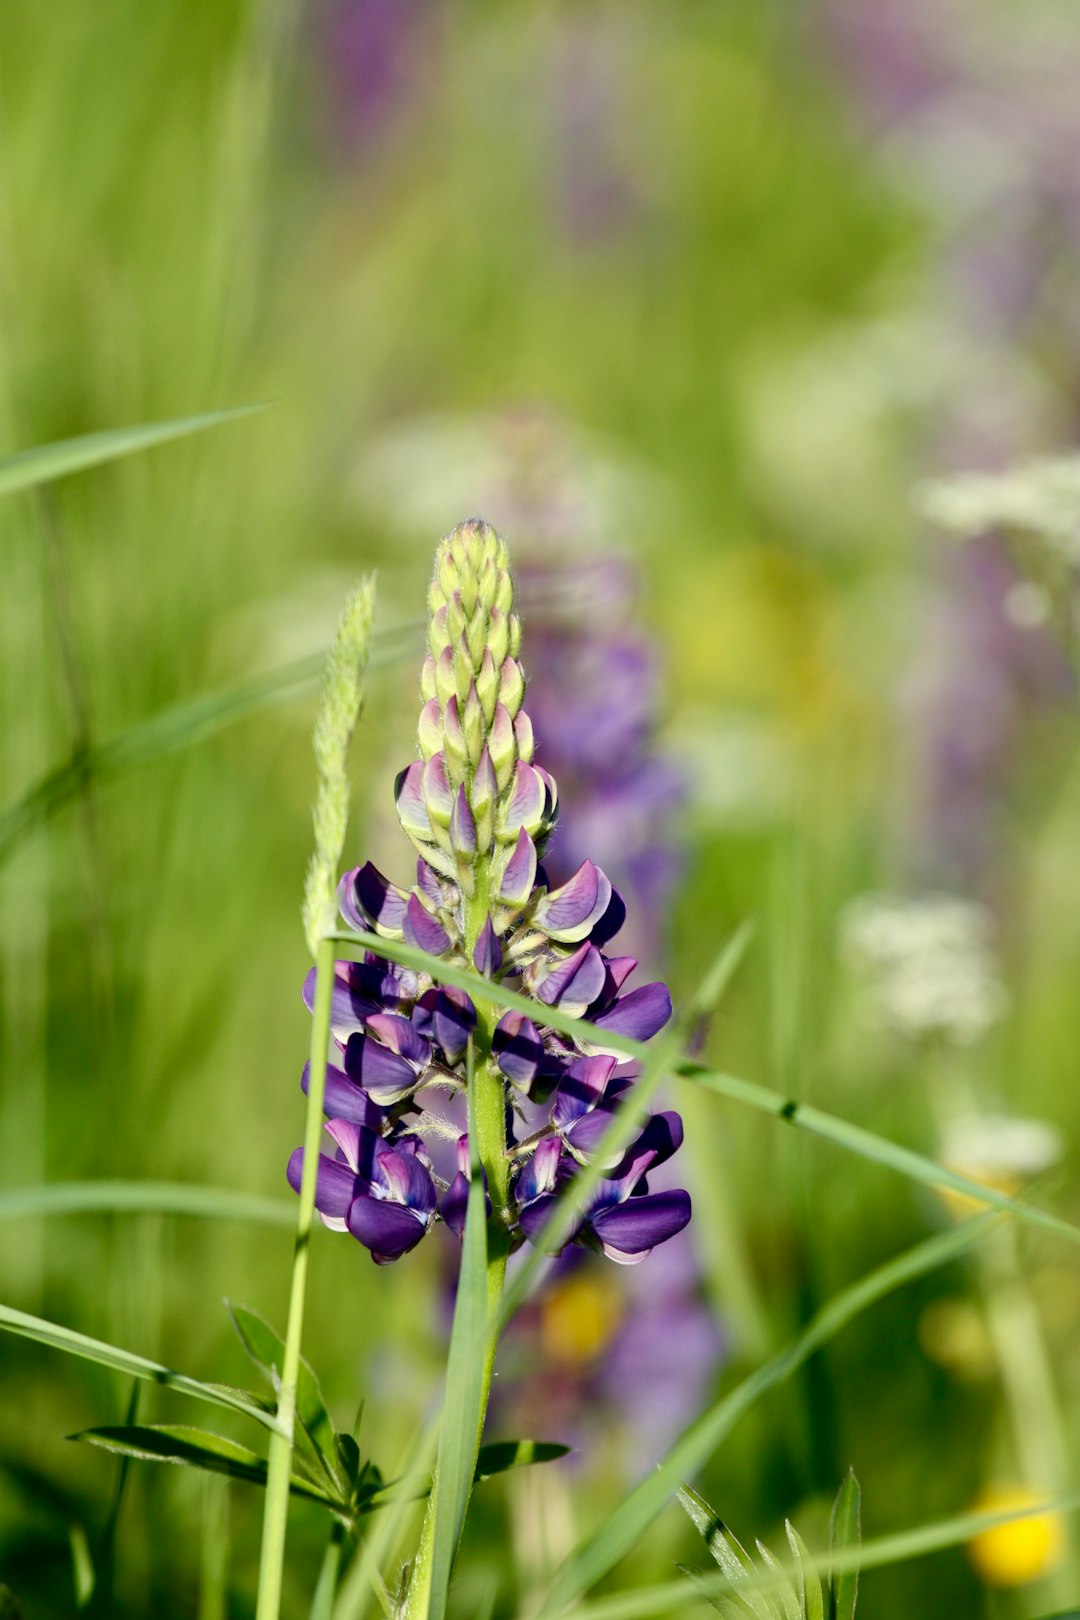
xmin=302 ymin=575 xmax=378 ymax=955
xmin=396 ymin=519 xmax=557 ymax=906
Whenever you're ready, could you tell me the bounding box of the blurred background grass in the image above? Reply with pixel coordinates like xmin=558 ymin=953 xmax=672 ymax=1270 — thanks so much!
xmin=2 ymin=1 xmax=1080 ymax=1616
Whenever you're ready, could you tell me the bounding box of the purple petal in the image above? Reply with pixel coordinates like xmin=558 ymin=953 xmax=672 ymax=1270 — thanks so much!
xmin=304 ymin=965 xmax=376 ymax=1043
xmin=503 ymin=762 xmax=545 ymax=835
xmin=287 ymin=1148 xmax=361 ymax=1221
xmin=344 ymin=1032 xmax=420 ymax=1104
xmin=403 ymin=893 xmax=451 ymax=956
xmin=492 ymin=1009 xmax=544 ymax=1089
xmin=591 ymin=982 xmax=672 ymax=1044
xmin=516 ymin=1136 xmax=563 ymax=1206
xmin=499 ymin=827 xmax=537 ymax=906
xmin=535 ymin=943 xmax=607 ymax=1018
xmin=394 ymin=760 xmax=431 ymax=837
xmin=590 ymin=887 xmax=627 ymax=948
xmin=551 ymin=1054 xmax=618 ymax=1128
xmin=609 ymin=1110 xmax=685 ymax=1189
xmin=374 ymin=1145 xmax=437 ymax=1214
xmin=365 ymin=1011 xmax=430 ymax=1067
xmin=450 ymin=784 xmax=477 ymax=856
xmin=473 ymin=915 xmax=502 ymax=978
xmin=415 ymin=860 xmax=443 ymax=903
xmin=339 ymin=862 xmax=408 ymax=936
xmin=422 ymin=754 xmax=454 ymax=823
xmin=432 ymin=986 xmax=477 ymax=1063
xmin=301 ymin=1061 xmax=383 ymax=1131
xmin=517 ymin=1192 xmax=577 ymax=1252
xmin=440 ymin=1171 xmax=470 ymax=1237
xmin=346 ymin=1196 xmax=429 ymax=1262
xmin=533 ymin=861 xmax=612 ymax=942
xmin=589 ymin=1189 xmax=692 ymax=1262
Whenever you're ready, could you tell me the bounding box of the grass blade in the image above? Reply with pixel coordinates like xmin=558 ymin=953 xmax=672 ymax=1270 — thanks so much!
xmin=563 ymin=1487 xmax=1080 ymax=1620
xmin=426 ymin=1080 xmax=491 ymax=1620
xmin=335 ymin=929 xmax=1080 ymax=1260
xmin=0 ymin=406 xmax=262 ymax=499
xmin=0 ymin=1180 xmax=295 ymax=1226
xmin=533 ymin=1214 xmax=998 ymax=1617
xmin=0 ymin=1302 xmax=283 ymax=1436
xmin=682 ymin=1065 xmax=1080 ymax=1253
xmin=0 ymin=625 xmax=419 ymax=870
xmin=829 ymin=1472 xmax=860 ymax=1620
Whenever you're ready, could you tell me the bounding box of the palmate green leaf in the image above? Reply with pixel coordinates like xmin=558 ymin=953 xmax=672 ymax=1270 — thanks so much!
xmin=70 ymin=1425 xmax=344 ymax=1510
xmin=532 ymin=1214 xmax=998 ymax=1618
xmin=426 ymin=1070 xmax=490 ymax=1620
xmin=227 ymin=1303 xmax=337 ymax=1471
xmin=829 ymin=1472 xmax=860 ymax=1620
xmin=333 ymin=930 xmax=1080 ymax=1261
xmin=0 ymin=405 xmax=262 ymax=499
xmin=676 ymin=1488 xmax=775 ymax=1620
xmin=754 ymin=1542 xmax=801 ymax=1620
xmin=0 ymin=1302 xmax=283 ymax=1435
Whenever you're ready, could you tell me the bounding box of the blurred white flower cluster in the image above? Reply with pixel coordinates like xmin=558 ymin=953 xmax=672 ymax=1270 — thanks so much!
xmin=917 ymin=456 xmax=1080 ymax=563
xmin=840 ymin=893 xmax=1008 ymax=1044
xmin=939 ymin=1112 xmax=1064 ymax=1188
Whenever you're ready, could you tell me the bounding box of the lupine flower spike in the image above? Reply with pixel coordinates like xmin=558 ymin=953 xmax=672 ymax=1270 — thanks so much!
xmin=288 ymin=519 xmax=691 ymax=1264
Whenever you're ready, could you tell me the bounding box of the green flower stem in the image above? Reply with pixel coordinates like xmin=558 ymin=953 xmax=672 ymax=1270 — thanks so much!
xmin=403 ymin=894 xmax=510 ymax=1620
xmin=255 ymin=935 xmax=335 ymax=1620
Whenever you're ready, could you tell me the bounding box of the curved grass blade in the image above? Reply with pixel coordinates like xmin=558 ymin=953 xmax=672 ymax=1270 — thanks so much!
xmin=71 ymin=1425 xmax=343 ymax=1510
xmin=564 ymin=1487 xmax=1080 ymax=1620
xmin=333 ymin=930 xmax=1080 ymax=1260
xmin=0 ymin=1303 xmax=284 ymax=1436
xmin=681 ymin=1064 xmax=1080 ymax=1253
xmin=0 ymin=625 xmax=419 ymax=870
xmin=0 ymin=1180 xmax=295 ymax=1226
xmin=0 ymin=405 xmax=263 ymax=500
xmin=532 ymin=1215 xmax=999 ymax=1617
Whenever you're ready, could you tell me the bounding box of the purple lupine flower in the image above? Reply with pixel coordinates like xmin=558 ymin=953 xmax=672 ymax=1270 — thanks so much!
xmin=288 ymin=519 xmax=690 ymax=1266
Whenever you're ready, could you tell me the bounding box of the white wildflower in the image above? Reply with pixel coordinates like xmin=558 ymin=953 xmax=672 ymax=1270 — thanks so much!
xmin=840 ymin=893 xmax=1008 ymax=1045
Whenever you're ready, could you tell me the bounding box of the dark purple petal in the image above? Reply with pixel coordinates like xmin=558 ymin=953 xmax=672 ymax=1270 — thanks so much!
xmin=590 ymin=887 xmax=627 ymax=948
xmin=551 ymin=1054 xmax=618 ymax=1128
xmin=301 ymin=1061 xmax=383 ymax=1130
xmin=304 ymin=966 xmax=376 ymax=1043
xmin=535 ymin=943 xmax=607 ymax=1018
xmin=498 ymin=827 xmax=537 ymax=905
xmin=441 ymin=1171 xmax=470 ymax=1237
xmin=589 ymin=1189 xmax=692 ymax=1261
xmin=403 ymin=893 xmax=451 ymax=956
xmin=517 ymin=1192 xmax=578 ymax=1251
xmin=415 ymin=860 xmax=443 ymax=903
xmin=346 ymin=1196 xmax=429 ymax=1262
xmin=473 ymin=915 xmax=502 ymax=978
xmin=492 ymin=1009 xmax=544 ymax=1089
xmin=432 ymin=986 xmax=477 ymax=1063
xmin=287 ymin=1147 xmax=361 ymax=1221
xmin=592 ymin=982 xmax=672 ymax=1043
xmin=608 ymin=1110 xmax=685 ymax=1189
xmin=374 ymin=1144 xmax=437 ymax=1214
xmin=515 ymin=1135 xmax=563 ymax=1205
xmin=339 ymin=862 xmax=408 ymax=936
xmin=365 ymin=1011 xmax=430 ymax=1067
xmin=344 ymin=1032 xmax=420 ymax=1104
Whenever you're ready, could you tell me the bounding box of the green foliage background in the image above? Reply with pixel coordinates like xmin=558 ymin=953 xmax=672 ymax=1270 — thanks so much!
xmin=2 ymin=2 xmax=1078 ymax=1617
